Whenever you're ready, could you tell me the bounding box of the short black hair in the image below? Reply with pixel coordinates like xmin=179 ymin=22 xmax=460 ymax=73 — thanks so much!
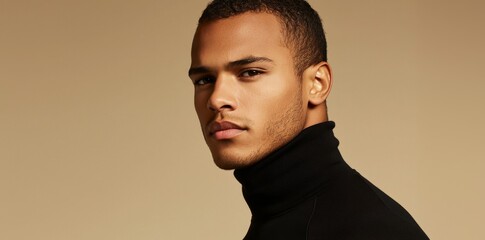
xmin=198 ymin=0 xmax=327 ymax=77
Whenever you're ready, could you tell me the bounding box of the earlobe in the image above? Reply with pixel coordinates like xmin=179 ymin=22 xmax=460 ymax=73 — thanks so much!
xmin=307 ymin=62 xmax=332 ymax=106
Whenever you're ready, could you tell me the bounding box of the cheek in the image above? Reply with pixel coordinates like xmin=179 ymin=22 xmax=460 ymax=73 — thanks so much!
xmin=254 ymin=78 xmax=298 ymax=105
xmin=194 ymin=93 xmax=209 ymax=119
xmin=244 ymin=84 xmax=296 ymax=122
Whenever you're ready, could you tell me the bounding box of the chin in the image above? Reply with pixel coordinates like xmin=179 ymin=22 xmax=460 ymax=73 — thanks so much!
xmin=211 ymin=153 xmax=258 ymax=170
xmin=214 ymin=161 xmax=238 ymax=170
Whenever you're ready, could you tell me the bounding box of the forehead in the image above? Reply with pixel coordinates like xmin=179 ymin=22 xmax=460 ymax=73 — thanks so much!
xmin=191 ymin=12 xmax=290 ymax=67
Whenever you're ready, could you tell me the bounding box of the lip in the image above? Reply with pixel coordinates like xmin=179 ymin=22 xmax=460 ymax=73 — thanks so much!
xmin=208 ymin=121 xmax=246 ymax=140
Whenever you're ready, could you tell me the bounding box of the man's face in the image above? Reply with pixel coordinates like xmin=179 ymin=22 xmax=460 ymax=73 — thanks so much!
xmin=190 ymin=12 xmax=309 ymax=169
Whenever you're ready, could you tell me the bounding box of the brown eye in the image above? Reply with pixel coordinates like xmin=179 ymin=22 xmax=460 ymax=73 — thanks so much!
xmin=240 ymin=70 xmax=262 ymax=77
xmin=195 ymin=77 xmax=215 ymax=86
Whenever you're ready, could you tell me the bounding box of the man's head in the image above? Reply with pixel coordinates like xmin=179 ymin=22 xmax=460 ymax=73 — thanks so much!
xmin=189 ymin=0 xmax=332 ymax=169
xmin=198 ymin=0 xmax=327 ymax=77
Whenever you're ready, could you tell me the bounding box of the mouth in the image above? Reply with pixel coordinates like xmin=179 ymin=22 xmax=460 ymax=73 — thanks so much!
xmin=208 ymin=121 xmax=246 ymax=140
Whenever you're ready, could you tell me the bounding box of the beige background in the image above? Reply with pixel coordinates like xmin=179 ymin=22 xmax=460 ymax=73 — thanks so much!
xmin=1 ymin=0 xmax=484 ymax=239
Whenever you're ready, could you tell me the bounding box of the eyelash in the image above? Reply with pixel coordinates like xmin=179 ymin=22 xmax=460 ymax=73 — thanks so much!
xmin=239 ymin=69 xmax=263 ymax=78
xmin=194 ymin=76 xmax=215 ymax=86
xmin=193 ymin=69 xmax=264 ymax=86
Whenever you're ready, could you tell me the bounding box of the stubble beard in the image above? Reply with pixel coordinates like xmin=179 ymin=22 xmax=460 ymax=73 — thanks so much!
xmin=216 ymin=83 xmax=305 ymax=170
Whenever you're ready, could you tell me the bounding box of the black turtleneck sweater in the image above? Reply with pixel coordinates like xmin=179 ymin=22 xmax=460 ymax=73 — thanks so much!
xmin=234 ymin=122 xmax=428 ymax=239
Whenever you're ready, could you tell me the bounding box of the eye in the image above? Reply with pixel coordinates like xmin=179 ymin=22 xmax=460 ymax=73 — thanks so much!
xmin=194 ymin=76 xmax=215 ymax=86
xmin=240 ymin=69 xmax=263 ymax=78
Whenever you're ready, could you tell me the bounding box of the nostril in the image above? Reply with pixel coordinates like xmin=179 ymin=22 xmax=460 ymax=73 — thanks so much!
xmin=207 ymin=103 xmax=217 ymax=111
xmin=207 ymin=104 xmax=232 ymax=112
xmin=220 ymin=104 xmax=232 ymax=109
xmin=207 ymin=94 xmax=236 ymax=112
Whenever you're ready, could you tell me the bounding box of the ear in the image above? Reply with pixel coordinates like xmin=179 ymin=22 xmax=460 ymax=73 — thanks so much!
xmin=304 ymin=61 xmax=333 ymax=106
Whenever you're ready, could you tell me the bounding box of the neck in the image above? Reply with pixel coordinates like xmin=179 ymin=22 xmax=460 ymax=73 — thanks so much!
xmin=234 ymin=121 xmax=350 ymax=218
xmin=303 ymin=102 xmax=328 ymax=128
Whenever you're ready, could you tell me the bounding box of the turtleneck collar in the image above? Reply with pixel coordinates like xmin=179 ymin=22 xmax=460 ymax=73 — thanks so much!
xmin=234 ymin=121 xmax=351 ymax=218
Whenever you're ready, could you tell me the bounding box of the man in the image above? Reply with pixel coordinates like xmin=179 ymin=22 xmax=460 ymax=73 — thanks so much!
xmin=188 ymin=0 xmax=429 ymax=239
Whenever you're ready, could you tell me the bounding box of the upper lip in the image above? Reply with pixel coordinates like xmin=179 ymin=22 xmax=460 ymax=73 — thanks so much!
xmin=208 ymin=121 xmax=244 ymax=135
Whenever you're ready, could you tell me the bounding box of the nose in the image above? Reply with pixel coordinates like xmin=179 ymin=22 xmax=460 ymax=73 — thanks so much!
xmin=207 ymin=75 xmax=237 ymax=112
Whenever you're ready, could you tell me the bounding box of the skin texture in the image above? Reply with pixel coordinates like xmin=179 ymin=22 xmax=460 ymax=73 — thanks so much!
xmin=189 ymin=12 xmax=333 ymax=169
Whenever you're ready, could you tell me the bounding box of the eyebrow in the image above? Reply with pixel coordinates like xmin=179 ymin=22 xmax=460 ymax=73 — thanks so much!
xmin=188 ymin=66 xmax=211 ymax=76
xmin=188 ymin=56 xmax=274 ymax=76
xmin=227 ymin=56 xmax=274 ymax=68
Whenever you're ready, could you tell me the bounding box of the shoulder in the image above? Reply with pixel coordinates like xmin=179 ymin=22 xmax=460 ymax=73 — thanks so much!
xmin=306 ymin=170 xmax=429 ymax=239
